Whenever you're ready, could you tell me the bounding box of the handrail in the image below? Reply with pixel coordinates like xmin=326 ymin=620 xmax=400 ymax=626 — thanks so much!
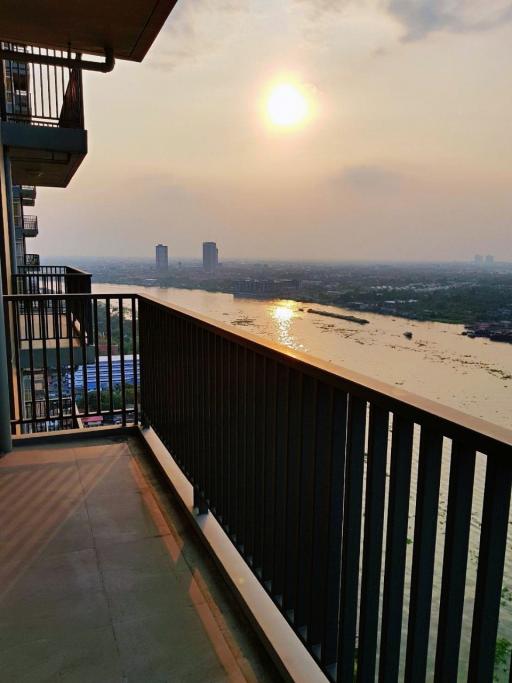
xmin=3 ymin=291 xmax=511 ymax=452
xmin=1 ymin=44 xmax=85 ymax=128
xmin=139 ymin=292 xmax=512 ymax=453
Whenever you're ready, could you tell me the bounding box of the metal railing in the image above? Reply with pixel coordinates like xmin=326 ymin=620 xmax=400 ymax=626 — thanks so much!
xmin=12 ymin=267 xmax=93 ymax=343
xmin=21 ymin=214 xmax=38 ymax=238
xmin=138 ymin=295 xmax=512 ymax=683
xmin=1 ymin=43 xmax=84 ymax=128
xmin=3 ymin=291 xmax=512 ymax=682
xmin=14 ymin=266 xmax=91 ymax=296
xmin=21 ymin=185 xmax=36 ymax=205
xmin=23 ymin=253 xmax=40 ymax=267
xmin=4 ymin=293 xmax=138 ymax=432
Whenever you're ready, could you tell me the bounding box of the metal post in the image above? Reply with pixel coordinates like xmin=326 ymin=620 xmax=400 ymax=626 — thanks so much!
xmin=194 ymin=488 xmax=208 ymax=516
xmin=4 ymin=153 xmax=17 ymax=274
xmin=0 ymin=286 xmax=12 ymax=454
xmin=0 ymin=144 xmax=12 ymax=452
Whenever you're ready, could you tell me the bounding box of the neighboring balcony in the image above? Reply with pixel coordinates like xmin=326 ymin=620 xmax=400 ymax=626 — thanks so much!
xmin=1 ymin=44 xmax=87 ymax=187
xmin=20 ymin=184 xmax=36 ymax=206
xmin=21 ymin=213 xmax=38 ymax=237
xmin=12 ymin=183 xmax=37 ymax=206
xmin=23 ymin=252 xmax=39 ymax=266
xmin=10 ymin=265 xmax=93 ymax=369
xmin=3 ymin=290 xmax=512 ymax=683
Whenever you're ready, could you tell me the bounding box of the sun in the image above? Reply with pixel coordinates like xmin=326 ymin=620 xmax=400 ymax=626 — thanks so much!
xmin=266 ymin=83 xmax=309 ymax=128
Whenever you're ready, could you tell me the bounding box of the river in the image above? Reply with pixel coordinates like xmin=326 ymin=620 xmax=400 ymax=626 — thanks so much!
xmin=94 ymin=282 xmax=512 ymax=679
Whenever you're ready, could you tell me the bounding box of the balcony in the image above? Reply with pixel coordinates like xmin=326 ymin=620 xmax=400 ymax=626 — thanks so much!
xmin=1 ymin=44 xmax=87 ymax=187
xmin=3 ymin=290 xmax=512 ymax=681
xmin=10 ymin=266 xmax=92 ymax=370
xmin=20 ymin=184 xmax=36 ymax=205
xmin=20 ymin=213 xmax=38 ymax=237
xmin=23 ymin=252 xmax=39 ymax=266
xmin=14 ymin=264 xmax=92 ymax=295
xmin=0 ymin=433 xmax=282 ymax=681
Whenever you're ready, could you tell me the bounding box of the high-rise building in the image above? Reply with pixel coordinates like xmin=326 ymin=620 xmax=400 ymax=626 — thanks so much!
xmin=202 ymin=241 xmax=218 ymax=272
xmin=474 ymin=254 xmax=483 ymax=265
xmin=155 ymin=244 xmax=168 ymax=271
xmin=485 ymin=254 xmax=495 ymax=265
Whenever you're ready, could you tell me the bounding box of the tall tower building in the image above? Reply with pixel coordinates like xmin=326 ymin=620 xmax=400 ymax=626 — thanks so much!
xmin=202 ymin=241 xmax=218 ymax=272
xmin=155 ymin=244 xmax=168 ymax=272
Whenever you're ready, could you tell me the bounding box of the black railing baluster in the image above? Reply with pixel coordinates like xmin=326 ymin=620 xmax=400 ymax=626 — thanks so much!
xmin=263 ymin=358 xmax=277 ymax=585
xmin=337 ymin=395 xmax=367 ymax=683
xmin=272 ymin=363 xmax=290 ymax=603
xmin=118 ymin=298 xmax=126 ymax=426
xmin=81 ymin=297 xmax=88 ymax=417
xmin=65 ymin=296 xmax=76 ymax=424
xmin=93 ymin=298 xmax=101 ymax=415
xmin=12 ymin=300 xmax=24 ymax=432
xmin=40 ymin=297 xmax=50 ymax=421
xmin=230 ymin=341 xmax=239 ymax=540
xmin=309 ymin=383 xmax=334 ymax=655
xmin=209 ymin=330 xmax=217 ymax=504
xmin=26 ymin=298 xmax=37 ymax=431
xmin=322 ymin=389 xmax=348 ymax=672
xmin=132 ymin=297 xmax=138 ymax=425
xmin=283 ymin=369 xmax=303 ymax=621
xmin=434 ymin=440 xmax=476 ymax=681
xmin=236 ymin=344 xmax=247 ymax=549
xmin=253 ymin=353 xmax=266 ymax=574
xmin=357 ymin=404 xmax=389 ymax=683
xmin=105 ymin=297 xmax=113 ymax=418
xmin=405 ymin=428 xmax=443 ymax=682
xmin=244 ymin=349 xmax=256 ymax=561
xmin=295 ymin=376 xmax=318 ymax=635
xmin=53 ymin=295 xmax=63 ymax=424
xmin=379 ymin=414 xmax=414 ymax=682
xmin=205 ymin=331 xmax=214 ymax=507
xmin=468 ymin=452 xmax=512 ymax=682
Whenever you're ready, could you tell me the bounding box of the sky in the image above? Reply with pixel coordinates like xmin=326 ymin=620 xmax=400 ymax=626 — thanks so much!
xmin=36 ymin=0 xmax=512 ymax=262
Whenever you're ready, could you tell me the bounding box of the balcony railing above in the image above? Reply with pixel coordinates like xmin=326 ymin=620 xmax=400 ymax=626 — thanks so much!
xmin=1 ymin=44 xmax=87 ymax=187
xmin=14 ymin=265 xmax=91 ymax=295
xmin=20 ymin=213 xmax=38 ymax=238
xmin=2 ymin=290 xmax=511 ymax=682
xmin=21 ymin=185 xmax=36 ymax=206
xmin=1 ymin=44 xmax=84 ymax=129
xmin=23 ymin=253 xmax=39 ymax=267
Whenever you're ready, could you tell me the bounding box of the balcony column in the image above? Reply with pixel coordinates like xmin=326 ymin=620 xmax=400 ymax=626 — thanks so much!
xmin=0 ymin=138 xmax=12 ymax=453
xmin=3 ymin=152 xmax=17 ymax=275
xmin=0 ymin=290 xmax=11 ymax=454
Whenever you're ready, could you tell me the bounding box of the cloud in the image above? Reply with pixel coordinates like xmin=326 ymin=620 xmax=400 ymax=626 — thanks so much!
xmin=295 ymin=0 xmax=512 ymax=39
xmin=388 ymin=0 xmax=512 ymax=40
xmin=146 ymin=0 xmax=250 ymax=71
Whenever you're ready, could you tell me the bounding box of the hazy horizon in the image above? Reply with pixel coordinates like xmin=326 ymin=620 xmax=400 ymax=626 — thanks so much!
xmin=33 ymin=0 xmax=512 ymax=262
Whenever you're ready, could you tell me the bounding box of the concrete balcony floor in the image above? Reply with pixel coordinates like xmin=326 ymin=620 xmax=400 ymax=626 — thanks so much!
xmin=0 ymin=435 xmax=281 ymax=682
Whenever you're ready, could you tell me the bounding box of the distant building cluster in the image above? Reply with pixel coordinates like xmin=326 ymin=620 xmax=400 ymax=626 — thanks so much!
xmin=155 ymin=241 xmax=220 ymax=273
xmin=474 ymin=254 xmax=494 ymax=266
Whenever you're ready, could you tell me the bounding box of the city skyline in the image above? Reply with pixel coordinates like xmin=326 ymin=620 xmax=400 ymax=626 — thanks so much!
xmin=31 ymin=0 xmax=512 ymax=261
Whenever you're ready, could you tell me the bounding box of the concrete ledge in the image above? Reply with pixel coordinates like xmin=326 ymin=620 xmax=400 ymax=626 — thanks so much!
xmin=0 ymin=121 xmax=87 ymax=154
xmin=12 ymin=423 xmax=137 ymax=447
xmin=138 ymin=426 xmax=328 ymax=683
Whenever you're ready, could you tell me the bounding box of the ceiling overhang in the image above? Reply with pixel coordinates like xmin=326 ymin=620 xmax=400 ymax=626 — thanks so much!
xmin=0 ymin=0 xmax=179 ymax=62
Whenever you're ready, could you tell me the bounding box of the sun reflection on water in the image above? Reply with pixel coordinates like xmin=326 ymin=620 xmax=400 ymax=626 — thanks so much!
xmin=269 ymin=301 xmax=303 ymax=350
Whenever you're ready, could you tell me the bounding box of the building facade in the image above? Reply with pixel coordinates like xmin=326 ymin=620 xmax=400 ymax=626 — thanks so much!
xmin=202 ymin=241 xmax=218 ymax=272
xmin=155 ymin=243 xmax=168 ymax=271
